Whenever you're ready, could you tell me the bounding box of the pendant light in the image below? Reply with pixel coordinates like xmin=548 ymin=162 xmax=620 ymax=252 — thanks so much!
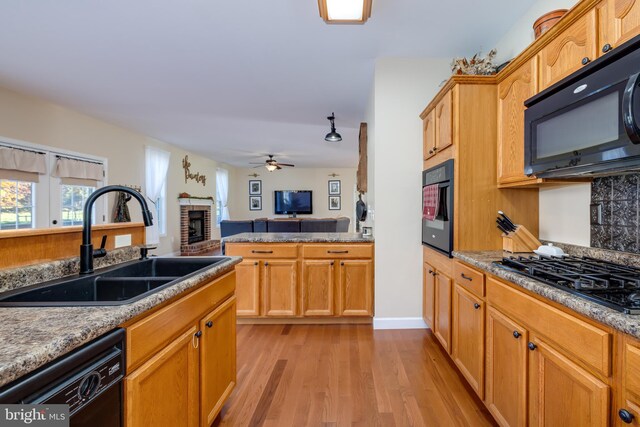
xmin=324 ymin=112 xmax=342 ymax=142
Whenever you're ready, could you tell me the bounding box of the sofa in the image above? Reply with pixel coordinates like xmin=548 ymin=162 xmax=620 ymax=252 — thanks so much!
xmin=220 ymin=217 xmax=350 ymax=239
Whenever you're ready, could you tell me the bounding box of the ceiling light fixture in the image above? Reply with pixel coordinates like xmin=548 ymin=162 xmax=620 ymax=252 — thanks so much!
xmin=265 ymin=164 xmax=279 ymax=172
xmin=324 ymin=112 xmax=342 ymax=142
xmin=318 ymin=0 xmax=372 ymax=24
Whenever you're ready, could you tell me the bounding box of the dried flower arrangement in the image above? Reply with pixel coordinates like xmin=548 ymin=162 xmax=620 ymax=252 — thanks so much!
xmin=451 ymin=49 xmax=498 ymax=75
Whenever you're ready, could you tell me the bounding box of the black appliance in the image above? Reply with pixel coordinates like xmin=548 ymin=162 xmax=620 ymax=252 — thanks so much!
xmin=524 ymin=34 xmax=640 ymax=178
xmin=422 ymin=159 xmax=454 ymax=256
xmin=274 ymin=190 xmax=312 ymax=215
xmin=0 ymin=329 xmax=125 ymax=426
xmin=495 ymin=255 xmax=640 ymax=314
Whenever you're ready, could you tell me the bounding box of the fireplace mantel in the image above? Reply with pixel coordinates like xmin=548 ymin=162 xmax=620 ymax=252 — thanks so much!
xmin=178 ymin=198 xmax=214 ymax=207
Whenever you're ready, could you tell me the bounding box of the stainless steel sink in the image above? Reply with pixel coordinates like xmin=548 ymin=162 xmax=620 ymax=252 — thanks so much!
xmin=0 ymin=257 xmax=229 ymax=307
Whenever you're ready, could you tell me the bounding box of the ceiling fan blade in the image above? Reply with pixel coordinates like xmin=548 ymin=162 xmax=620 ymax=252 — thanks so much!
xmin=249 ymin=162 xmax=265 ymax=165
xmin=277 ymin=163 xmax=295 ymax=167
xmin=252 ymin=165 xmax=264 ymax=168
xmin=276 ymin=165 xmax=282 ymax=170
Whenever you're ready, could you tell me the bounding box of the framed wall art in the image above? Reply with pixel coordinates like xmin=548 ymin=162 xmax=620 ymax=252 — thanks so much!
xmin=249 ymin=196 xmax=262 ymax=211
xmin=328 ymin=180 xmax=341 ymax=195
xmin=249 ymin=180 xmax=262 ymax=195
xmin=329 ymin=196 xmax=341 ymax=210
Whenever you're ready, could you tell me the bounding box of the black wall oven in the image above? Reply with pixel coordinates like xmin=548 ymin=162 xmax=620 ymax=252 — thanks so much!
xmin=422 ymin=159 xmax=454 ymax=257
xmin=525 ymin=34 xmax=640 ymax=177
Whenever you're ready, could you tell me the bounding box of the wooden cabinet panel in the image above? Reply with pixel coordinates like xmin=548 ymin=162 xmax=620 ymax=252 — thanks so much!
xmin=453 ymin=261 xmax=485 ymax=298
xmin=435 ymin=90 xmax=453 ymax=153
xmin=302 ymin=260 xmax=335 ymax=316
xmin=125 ymin=326 xmax=200 ymax=427
xmin=451 ymin=284 xmax=485 ymax=398
xmin=423 ymin=109 xmax=436 ymax=161
xmin=486 ymin=307 xmax=528 ymax=427
xmin=620 ymin=338 xmax=640 ymax=426
xmin=598 ymin=0 xmax=640 ymax=53
xmin=434 ymin=271 xmax=452 ymax=353
xmin=234 ymin=259 xmax=260 ymax=317
xmin=538 ymin=9 xmax=598 ymax=90
xmin=302 ymin=244 xmax=373 ymax=259
xmin=263 ymin=260 xmax=298 ymax=316
xmin=423 ymin=262 xmax=436 ymax=328
xmin=497 ymin=59 xmax=538 ymax=186
xmin=338 ymin=259 xmax=373 ymax=316
xmin=528 ymin=337 xmax=610 ymax=427
xmin=200 ymin=297 xmax=237 ymax=426
xmin=225 ymin=243 xmax=298 ymax=259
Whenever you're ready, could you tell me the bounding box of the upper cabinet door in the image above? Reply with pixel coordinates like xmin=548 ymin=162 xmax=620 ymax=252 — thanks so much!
xmin=423 ymin=110 xmax=436 ymax=162
xmin=598 ymin=0 xmax=640 ymax=54
xmin=497 ymin=59 xmax=538 ymax=186
xmin=538 ymin=9 xmax=598 ymax=90
xmin=435 ymin=89 xmax=453 ymax=153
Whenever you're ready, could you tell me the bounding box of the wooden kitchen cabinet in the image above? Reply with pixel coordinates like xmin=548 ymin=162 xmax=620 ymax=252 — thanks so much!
xmin=423 ymin=109 xmax=436 ymax=164
xmin=497 ymin=59 xmax=539 ymax=187
xmin=435 ymin=90 xmax=453 ymax=154
xmin=537 ymin=9 xmax=598 ymax=90
xmin=485 ymin=306 xmax=528 ymax=427
xmin=302 ymin=259 xmax=335 ymax=316
xmin=618 ymin=337 xmax=640 ymax=426
xmin=434 ymin=271 xmax=453 ymax=353
xmin=528 ymin=336 xmax=610 ymax=427
xmin=125 ymin=326 xmax=200 ymax=427
xmin=598 ymin=0 xmax=640 ymax=54
xmin=234 ymin=259 xmax=260 ymax=317
xmin=263 ymin=259 xmax=298 ymax=316
xmin=451 ymin=284 xmax=485 ymax=398
xmin=423 ymin=262 xmax=436 ymax=328
xmin=200 ymin=297 xmax=237 ymax=426
xmin=338 ymin=259 xmax=373 ymax=316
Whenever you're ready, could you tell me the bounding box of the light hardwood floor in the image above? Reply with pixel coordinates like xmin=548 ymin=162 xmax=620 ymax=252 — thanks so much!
xmin=214 ymin=324 xmax=495 ymax=427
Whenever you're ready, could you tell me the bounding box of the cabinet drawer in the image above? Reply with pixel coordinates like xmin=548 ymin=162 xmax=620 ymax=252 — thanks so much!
xmin=486 ymin=277 xmax=611 ymax=377
xmin=225 ymin=243 xmax=298 ymax=259
xmin=302 ymin=244 xmax=373 ymax=259
xmin=454 ymin=261 xmax=485 ymax=297
xmin=126 ymin=271 xmax=235 ymax=371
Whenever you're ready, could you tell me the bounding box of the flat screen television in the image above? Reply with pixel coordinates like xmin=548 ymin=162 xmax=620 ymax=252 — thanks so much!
xmin=274 ymin=190 xmax=313 ymax=215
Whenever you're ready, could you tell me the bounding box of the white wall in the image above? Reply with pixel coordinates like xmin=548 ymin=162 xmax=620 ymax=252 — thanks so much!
xmin=370 ymin=58 xmax=452 ymax=327
xmin=228 ymin=167 xmax=357 ymax=231
xmin=493 ymin=0 xmax=591 ymax=246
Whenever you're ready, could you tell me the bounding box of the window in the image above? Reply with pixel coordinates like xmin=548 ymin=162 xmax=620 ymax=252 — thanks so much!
xmin=216 ymin=200 xmax=222 ymax=226
xmin=60 ymin=184 xmax=95 ymax=226
xmin=216 ymin=168 xmax=229 ymax=225
xmin=155 ymin=180 xmax=167 ymax=236
xmin=0 ymin=179 xmax=35 ymax=229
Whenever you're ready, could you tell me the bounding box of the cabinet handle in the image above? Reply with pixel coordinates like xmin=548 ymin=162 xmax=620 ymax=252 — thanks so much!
xmin=265 ymin=262 xmax=269 ymax=266
xmin=341 ymin=262 xmax=345 ymax=266
xmin=428 ymin=150 xmax=434 ymax=155
xmin=254 ymin=261 xmax=258 ymax=266
xmin=433 ymin=146 xmax=438 ymax=152
xmin=428 ymin=269 xmax=434 ymax=274
xmin=327 ymin=250 xmax=349 ymax=254
xmin=528 ymin=342 xmax=537 ymax=351
xmin=193 ymin=330 xmax=202 ymax=348
xmin=473 ymin=303 xmax=480 ymax=310
xmin=460 ymin=273 xmax=473 ymax=282
xmin=432 ymin=271 xmax=438 ymax=276
xmin=581 ymin=56 xmax=591 ymax=65
xmin=619 ymin=409 xmax=635 ymax=424
xmin=206 ymin=321 xmax=213 ymax=328
xmin=602 ymin=43 xmax=612 ymax=53
xmin=513 ymin=331 xmax=521 ymax=339
xmin=252 ymin=250 xmax=273 ymax=254
xmin=330 ymin=261 xmax=335 ymax=266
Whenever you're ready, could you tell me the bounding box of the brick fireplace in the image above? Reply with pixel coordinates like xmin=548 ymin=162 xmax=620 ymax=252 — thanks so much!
xmin=179 ymin=199 xmax=220 ymax=255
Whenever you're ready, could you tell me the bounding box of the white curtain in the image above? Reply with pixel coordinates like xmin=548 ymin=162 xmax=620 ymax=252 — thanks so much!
xmin=145 ymin=146 xmax=171 ymax=245
xmin=53 ymin=157 xmax=103 ymax=181
xmin=0 ymin=147 xmax=47 ymax=174
xmin=216 ymin=168 xmax=230 ymax=221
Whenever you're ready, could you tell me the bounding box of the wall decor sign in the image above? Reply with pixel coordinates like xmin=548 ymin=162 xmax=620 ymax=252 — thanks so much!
xmin=182 ymin=155 xmax=207 ymax=186
xmin=328 ymin=180 xmax=341 ymax=195
xmin=249 ymin=180 xmax=262 ymax=195
xmin=329 ymin=196 xmax=341 ymax=210
xmin=250 ymin=196 xmax=262 ymax=211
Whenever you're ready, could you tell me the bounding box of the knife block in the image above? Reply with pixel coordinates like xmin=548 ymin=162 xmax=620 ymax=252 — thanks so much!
xmin=502 ymin=225 xmax=541 ymax=253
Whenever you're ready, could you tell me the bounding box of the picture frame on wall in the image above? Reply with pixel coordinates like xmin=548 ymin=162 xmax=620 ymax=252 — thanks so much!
xmin=249 ymin=180 xmax=262 ymax=195
xmin=329 ymin=196 xmax=341 ymax=210
xmin=328 ymin=180 xmax=341 ymax=195
xmin=249 ymin=196 xmax=262 ymax=211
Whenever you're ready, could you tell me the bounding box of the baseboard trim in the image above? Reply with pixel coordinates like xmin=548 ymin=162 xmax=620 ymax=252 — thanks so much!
xmin=237 ymin=317 xmax=372 ymax=325
xmin=373 ymin=317 xmax=428 ymax=330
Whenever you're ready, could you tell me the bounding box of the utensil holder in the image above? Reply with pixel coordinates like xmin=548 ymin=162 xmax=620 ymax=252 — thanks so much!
xmin=502 ymin=225 xmax=541 ymax=253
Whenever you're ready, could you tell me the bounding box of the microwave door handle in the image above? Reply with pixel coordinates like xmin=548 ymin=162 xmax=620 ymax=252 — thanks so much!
xmin=623 ymin=72 xmax=640 ymax=144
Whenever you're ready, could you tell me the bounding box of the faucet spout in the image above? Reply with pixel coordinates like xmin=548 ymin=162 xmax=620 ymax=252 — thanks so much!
xmin=80 ymin=185 xmax=153 ymax=274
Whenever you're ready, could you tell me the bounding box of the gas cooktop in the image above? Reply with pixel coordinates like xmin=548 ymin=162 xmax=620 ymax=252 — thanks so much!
xmin=494 ymin=255 xmax=640 ymax=314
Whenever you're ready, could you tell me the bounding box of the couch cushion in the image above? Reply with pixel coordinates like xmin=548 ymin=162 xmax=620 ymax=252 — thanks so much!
xmin=220 ymin=220 xmax=253 ymax=238
xmin=300 ymin=219 xmax=337 ymax=232
xmin=336 ymin=217 xmax=350 ymax=232
xmin=267 ymin=220 xmax=300 ymax=233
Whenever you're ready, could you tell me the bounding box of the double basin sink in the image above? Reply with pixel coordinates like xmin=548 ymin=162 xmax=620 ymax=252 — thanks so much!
xmin=0 ymin=257 xmax=229 ymax=307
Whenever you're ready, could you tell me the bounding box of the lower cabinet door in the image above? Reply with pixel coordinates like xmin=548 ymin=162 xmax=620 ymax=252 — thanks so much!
xmin=451 ymin=284 xmax=484 ymax=398
xmin=263 ymin=259 xmax=298 ymax=316
xmin=433 ymin=272 xmax=452 ymax=353
xmin=200 ymin=297 xmax=237 ymax=426
xmin=234 ymin=259 xmax=260 ymax=317
xmin=301 ymin=259 xmax=335 ymax=316
xmin=423 ymin=262 xmax=435 ymax=328
xmin=338 ymin=259 xmax=373 ymax=316
xmin=485 ymin=306 xmax=528 ymax=427
xmin=125 ymin=326 xmax=200 ymax=427
xmin=528 ymin=336 xmax=610 ymax=427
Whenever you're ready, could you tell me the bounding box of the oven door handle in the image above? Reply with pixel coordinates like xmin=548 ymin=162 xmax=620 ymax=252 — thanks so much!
xmin=623 ymin=72 xmax=640 ymax=144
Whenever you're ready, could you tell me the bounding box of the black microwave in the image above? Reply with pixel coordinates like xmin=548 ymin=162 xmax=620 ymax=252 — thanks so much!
xmin=524 ymin=34 xmax=640 ymax=178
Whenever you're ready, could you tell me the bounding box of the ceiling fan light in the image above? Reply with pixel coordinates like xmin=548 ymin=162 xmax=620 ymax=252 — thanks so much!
xmin=266 ymin=164 xmax=278 ymax=172
xmin=318 ymin=0 xmax=372 ymax=24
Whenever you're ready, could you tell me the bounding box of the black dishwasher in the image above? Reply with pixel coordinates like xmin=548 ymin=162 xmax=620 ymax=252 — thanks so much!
xmin=0 ymin=328 xmax=125 ymax=427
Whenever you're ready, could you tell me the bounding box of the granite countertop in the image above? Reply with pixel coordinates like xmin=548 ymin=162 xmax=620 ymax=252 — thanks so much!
xmin=453 ymin=250 xmax=640 ymax=339
xmin=0 ymin=255 xmax=241 ymax=388
xmin=223 ymin=232 xmax=374 ymax=243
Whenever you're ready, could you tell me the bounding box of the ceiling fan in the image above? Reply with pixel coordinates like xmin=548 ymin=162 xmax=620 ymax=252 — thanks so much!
xmin=250 ymin=155 xmax=295 ymax=172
